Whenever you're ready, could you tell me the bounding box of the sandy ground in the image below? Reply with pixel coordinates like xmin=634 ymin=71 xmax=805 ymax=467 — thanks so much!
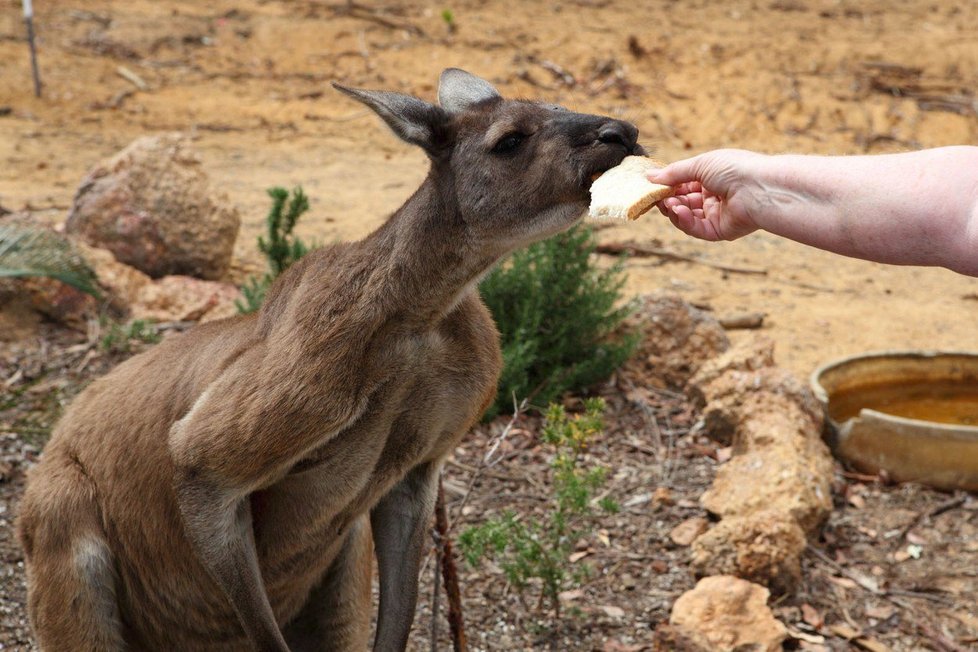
xmin=1 ymin=1 xmax=978 ymax=650
xmin=1 ymin=0 xmax=976 ymax=377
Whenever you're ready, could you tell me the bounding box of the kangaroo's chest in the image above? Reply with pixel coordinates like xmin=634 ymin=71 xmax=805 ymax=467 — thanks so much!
xmin=252 ymin=312 xmax=499 ymax=609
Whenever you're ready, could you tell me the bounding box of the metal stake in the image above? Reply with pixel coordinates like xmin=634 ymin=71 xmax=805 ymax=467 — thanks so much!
xmin=23 ymin=0 xmax=42 ymax=98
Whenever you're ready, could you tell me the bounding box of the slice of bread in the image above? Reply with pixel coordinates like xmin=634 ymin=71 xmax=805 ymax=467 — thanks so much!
xmin=588 ymin=156 xmax=674 ymax=221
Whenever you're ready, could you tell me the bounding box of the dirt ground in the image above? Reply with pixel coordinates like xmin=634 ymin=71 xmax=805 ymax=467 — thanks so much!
xmin=1 ymin=0 xmax=977 ymax=650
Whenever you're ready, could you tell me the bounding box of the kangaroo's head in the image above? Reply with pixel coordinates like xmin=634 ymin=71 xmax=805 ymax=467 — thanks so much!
xmin=334 ymin=68 xmax=644 ymax=255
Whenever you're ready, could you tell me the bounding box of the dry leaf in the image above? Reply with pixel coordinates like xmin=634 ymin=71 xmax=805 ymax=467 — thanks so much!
xmin=827 ymin=575 xmax=858 ymax=590
xmin=559 ymin=589 xmax=584 ymax=602
xmin=788 ymin=626 xmax=826 ymax=644
xmin=623 ymin=492 xmax=651 ymax=508
xmin=597 ymin=529 xmax=611 ymax=547
xmin=830 ymin=623 xmax=861 ymax=639
xmin=853 ymin=637 xmax=890 ymax=652
xmin=801 ymin=603 xmax=823 ymax=629
xmin=602 ymin=640 xmax=646 ymax=652
xmin=652 ymin=486 xmax=673 ymax=507
xmin=798 ymin=642 xmax=831 ymax=652
xmin=569 ymin=550 xmax=591 ymax=563
xmin=865 ymin=604 xmax=895 ymax=621
xmin=599 ymin=605 xmax=626 ymax=618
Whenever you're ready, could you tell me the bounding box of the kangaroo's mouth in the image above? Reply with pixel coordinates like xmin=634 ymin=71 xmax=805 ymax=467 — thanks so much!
xmin=584 ymin=142 xmax=646 ymax=189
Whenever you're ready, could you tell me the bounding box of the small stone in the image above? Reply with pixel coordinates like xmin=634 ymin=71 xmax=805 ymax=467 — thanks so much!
xmin=669 ymin=517 xmax=710 ymax=546
xmin=669 ymin=575 xmax=787 ymax=652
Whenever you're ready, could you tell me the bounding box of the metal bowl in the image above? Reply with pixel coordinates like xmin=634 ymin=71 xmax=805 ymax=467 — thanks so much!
xmin=811 ymin=351 xmax=978 ymax=491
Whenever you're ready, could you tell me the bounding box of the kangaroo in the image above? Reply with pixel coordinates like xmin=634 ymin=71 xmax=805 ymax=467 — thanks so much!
xmin=16 ymin=68 xmax=645 ymax=651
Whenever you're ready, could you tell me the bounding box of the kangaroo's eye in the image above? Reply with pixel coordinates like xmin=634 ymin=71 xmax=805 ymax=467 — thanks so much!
xmin=492 ymin=133 xmax=525 ymax=154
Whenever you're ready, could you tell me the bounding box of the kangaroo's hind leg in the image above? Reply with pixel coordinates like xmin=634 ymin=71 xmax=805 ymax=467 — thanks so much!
xmin=18 ymin=458 xmax=126 ymax=652
xmin=282 ymin=515 xmax=373 ymax=652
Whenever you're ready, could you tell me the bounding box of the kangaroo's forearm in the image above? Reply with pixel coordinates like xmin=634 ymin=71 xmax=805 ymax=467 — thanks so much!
xmin=370 ymin=462 xmax=440 ymax=652
xmin=751 ymin=146 xmax=978 ymax=274
xmin=174 ymin=481 xmax=289 ymax=652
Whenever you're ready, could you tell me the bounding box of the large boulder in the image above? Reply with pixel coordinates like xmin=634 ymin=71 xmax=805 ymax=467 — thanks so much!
xmin=690 ymin=511 xmax=807 ymax=594
xmin=621 ymin=293 xmax=729 ymax=389
xmin=66 ymin=133 xmax=240 ymax=280
xmin=129 ymin=275 xmax=242 ymax=323
xmin=668 ymin=576 xmax=787 ymax=652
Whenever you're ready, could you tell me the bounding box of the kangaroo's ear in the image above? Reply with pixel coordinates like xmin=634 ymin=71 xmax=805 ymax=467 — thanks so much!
xmin=333 ymin=83 xmax=450 ymax=155
xmin=438 ymin=68 xmax=501 ymax=113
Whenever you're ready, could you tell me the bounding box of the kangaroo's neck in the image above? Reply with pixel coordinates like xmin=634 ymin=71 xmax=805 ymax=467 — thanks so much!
xmin=356 ymin=172 xmax=498 ymax=324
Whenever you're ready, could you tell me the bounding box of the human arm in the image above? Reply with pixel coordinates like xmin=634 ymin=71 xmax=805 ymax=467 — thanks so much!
xmin=648 ymin=146 xmax=978 ymax=276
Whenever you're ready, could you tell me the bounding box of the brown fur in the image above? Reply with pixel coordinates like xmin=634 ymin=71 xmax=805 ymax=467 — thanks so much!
xmin=17 ymin=69 xmax=643 ymax=651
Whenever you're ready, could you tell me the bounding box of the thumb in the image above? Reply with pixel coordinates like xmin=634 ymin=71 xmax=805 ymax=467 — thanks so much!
xmin=647 ymin=150 xmax=739 ymax=193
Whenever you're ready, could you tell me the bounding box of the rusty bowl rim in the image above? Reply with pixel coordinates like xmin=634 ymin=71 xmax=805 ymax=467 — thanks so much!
xmin=810 ymin=349 xmax=978 ymax=434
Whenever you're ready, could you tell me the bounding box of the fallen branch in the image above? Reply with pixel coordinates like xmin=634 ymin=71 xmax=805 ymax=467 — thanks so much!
xmin=894 ymin=492 xmax=967 ymax=547
xmin=116 ymin=65 xmax=148 ymax=90
xmin=718 ymin=312 xmax=765 ymax=330
xmin=329 ymin=1 xmax=425 ymax=36
xmin=434 ymin=479 xmax=467 ymax=652
xmin=595 ymin=242 xmax=768 ymax=276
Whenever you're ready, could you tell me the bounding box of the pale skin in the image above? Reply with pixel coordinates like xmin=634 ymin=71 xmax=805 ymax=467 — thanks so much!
xmin=648 ymin=146 xmax=978 ymax=277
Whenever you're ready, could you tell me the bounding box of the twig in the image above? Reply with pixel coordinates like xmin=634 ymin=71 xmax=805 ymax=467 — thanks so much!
xmin=434 ymin=479 xmax=467 ymax=652
xmin=429 ymin=529 xmax=441 ymax=652
xmin=116 ymin=65 xmax=148 ymax=90
xmin=915 ymin=621 xmax=971 ymax=652
xmin=595 ymin=242 xmax=768 ymax=276
xmin=330 ymin=1 xmax=425 ymax=36
xmin=449 ymin=397 xmax=528 ymax=530
xmin=894 ymin=492 xmax=967 ymax=547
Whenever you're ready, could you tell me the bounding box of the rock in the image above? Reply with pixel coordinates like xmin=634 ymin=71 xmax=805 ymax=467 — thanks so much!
xmin=691 ymin=511 xmax=807 ymax=594
xmin=75 ymin=242 xmax=152 ymax=312
xmin=0 ymin=216 xmax=98 ymax=327
xmin=701 ymin=446 xmax=833 ymax=533
xmin=695 ymin=367 xmax=824 ymax=446
xmin=66 ymin=133 xmax=240 ymax=280
xmin=669 ymin=575 xmax=787 ymax=652
xmin=670 ymin=516 xmax=711 ymax=546
xmin=688 ymin=335 xmax=776 ymax=406
xmin=621 ymin=293 xmax=729 ymax=389
xmin=652 ymin=622 xmax=711 ymax=652
xmin=18 ymin=277 xmax=96 ymax=326
xmin=130 ymin=275 xmax=242 ymax=323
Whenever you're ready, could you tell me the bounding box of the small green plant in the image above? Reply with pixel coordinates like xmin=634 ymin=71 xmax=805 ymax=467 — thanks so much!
xmin=440 ymin=8 xmax=456 ymax=32
xmin=479 ymin=224 xmax=636 ymax=419
xmin=459 ymin=398 xmax=618 ymax=622
xmin=100 ymin=319 xmax=161 ymax=354
xmin=236 ymin=186 xmax=311 ymax=313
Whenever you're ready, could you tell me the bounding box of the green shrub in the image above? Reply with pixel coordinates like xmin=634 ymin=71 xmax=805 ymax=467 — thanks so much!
xmin=0 ymin=223 xmax=101 ymax=298
xmin=236 ymin=187 xmax=311 ymax=313
xmin=479 ymin=224 xmax=636 ymax=418
xmin=100 ymin=319 xmax=161 ymax=354
xmin=458 ymin=398 xmax=618 ymax=622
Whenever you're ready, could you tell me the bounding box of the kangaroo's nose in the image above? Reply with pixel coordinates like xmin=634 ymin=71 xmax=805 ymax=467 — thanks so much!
xmin=597 ymin=121 xmax=639 ymax=151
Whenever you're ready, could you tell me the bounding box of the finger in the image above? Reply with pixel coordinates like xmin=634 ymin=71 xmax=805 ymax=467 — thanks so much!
xmin=646 ymin=154 xmax=713 ymax=186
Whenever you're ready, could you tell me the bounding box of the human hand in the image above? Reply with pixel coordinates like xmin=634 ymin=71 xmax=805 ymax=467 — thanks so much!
xmin=647 ymin=149 xmax=767 ymax=241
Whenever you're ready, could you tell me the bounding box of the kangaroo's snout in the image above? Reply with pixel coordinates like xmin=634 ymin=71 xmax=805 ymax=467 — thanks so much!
xmin=597 ymin=120 xmax=640 ymax=154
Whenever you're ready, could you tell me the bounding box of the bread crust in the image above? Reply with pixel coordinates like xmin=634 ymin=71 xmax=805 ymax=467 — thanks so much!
xmin=589 ymin=156 xmax=674 ymax=221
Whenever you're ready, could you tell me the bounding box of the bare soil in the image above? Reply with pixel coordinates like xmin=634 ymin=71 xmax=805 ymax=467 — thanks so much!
xmin=1 ymin=1 xmax=977 ymax=650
